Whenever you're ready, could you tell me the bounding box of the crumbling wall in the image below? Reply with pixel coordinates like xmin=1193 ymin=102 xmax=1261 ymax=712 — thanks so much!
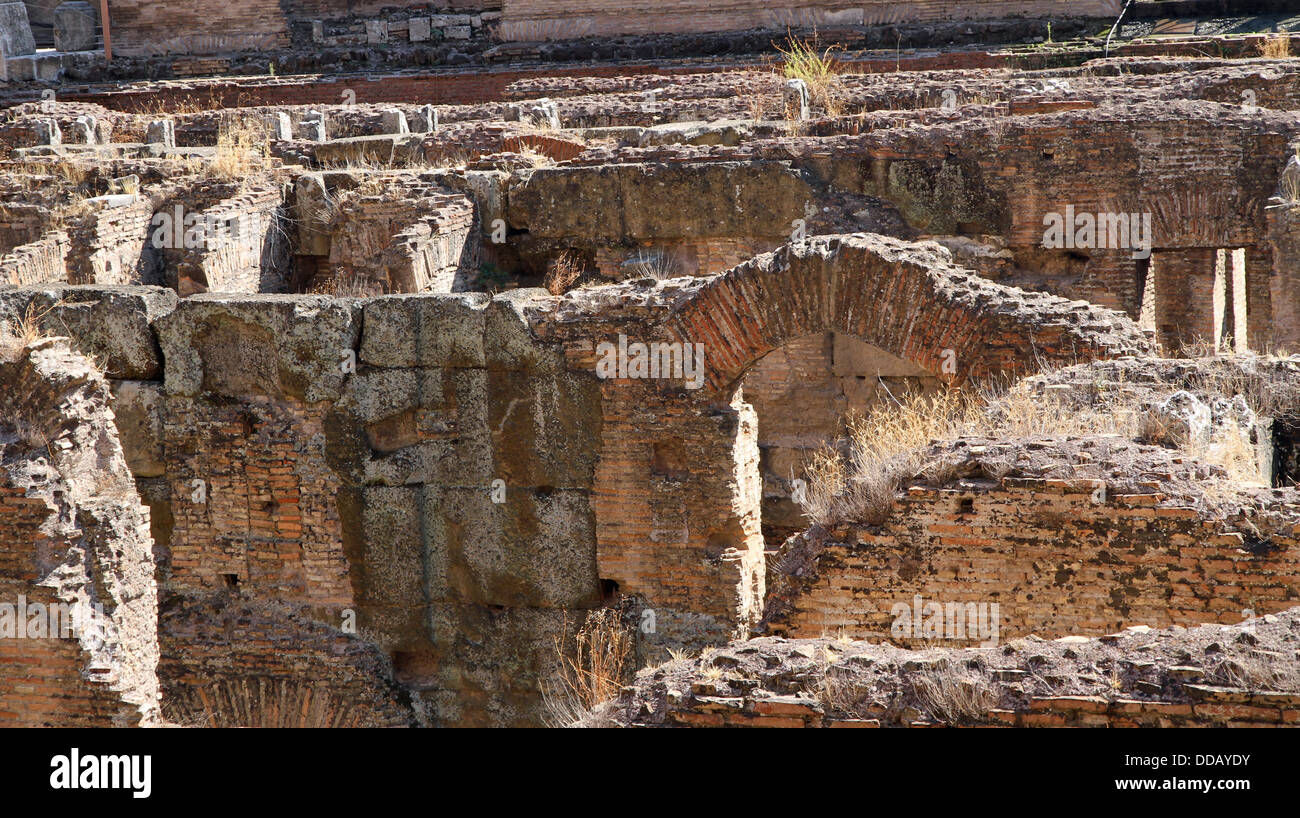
xmin=0 ymin=335 xmax=160 ymax=727
xmin=532 ymin=234 xmax=1152 ymax=658
xmin=0 ymin=231 xmax=69 ymax=286
xmin=605 ymin=610 xmax=1300 ymax=728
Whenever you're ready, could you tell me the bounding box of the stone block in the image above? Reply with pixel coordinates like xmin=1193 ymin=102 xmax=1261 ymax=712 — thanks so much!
xmin=483 ymin=289 xmax=561 ymax=373
xmin=359 ymin=293 xmax=489 ymax=369
xmin=32 ymin=117 xmax=59 ymax=145
xmin=504 ymin=98 xmax=560 ymax=130
xmin=53 ymin=1 xmax=95 ymax=52
xmin=297 ymin=110 xmax=326 ymax=141
xmin=379 ymin=108 xmax=408 ymax=135
xmin=486 ymin=368 xmax=602 ymax=486
xmin=0 ymin=2 xmax=36 ymax=57
xmin=291 ymin=172 xmax=331 ymax=256
xmin=70 ymin=114 xmax=95 ymax=144
xmin=109 ymin=381 xmax=166 ymax=478
xmin=507 ymin=161 xmax=812 ymax=240
xmin=423 ymin=486 xmax=601 ymax=608
xmin=33 ymin=51 xmax=60 ymax=80
xmin=144 ymin=119 xmax=174 ymax=148
xmin=365 ymin=20 xmax=387 ymax=44
xmin=265 ymin=111 xmax=291 ymax=140
xmin=3 ymin=54 xmax=34 ymax=81
xmin=409 ymin=17 xmax=430 ymax=42
xmin=0 ymin=285 xmax=176 ymax=380
xmin=412 ymin=104 xmax=437 ymax=133
xmin=155 ymin=294 xmax=361 ymax=402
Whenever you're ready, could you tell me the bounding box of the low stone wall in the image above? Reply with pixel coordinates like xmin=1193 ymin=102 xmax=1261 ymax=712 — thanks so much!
xmin=605 ymin=610 xmax=1300 ymax=727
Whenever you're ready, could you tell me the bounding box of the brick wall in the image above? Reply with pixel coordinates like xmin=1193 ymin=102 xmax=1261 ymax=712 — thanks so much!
xmin=107 ymin=0 xmax=289 ymax=56
xmin=0 ymin=231 xmax=69 ymax=286
xmin=764 ymin=478 xmax=1300 ymax=643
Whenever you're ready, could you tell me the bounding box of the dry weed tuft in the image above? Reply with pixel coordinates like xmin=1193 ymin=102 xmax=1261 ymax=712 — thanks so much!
xmin=542 ymin=605 xmax=634 ymax=728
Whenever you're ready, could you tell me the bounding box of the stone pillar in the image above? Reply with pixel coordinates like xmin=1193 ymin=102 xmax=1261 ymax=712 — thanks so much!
xmin=412 ymin=104 xmax=438 ymax=133
xmin=505 ymin=98 xmax=560 ymax=130
xmin=32 ymin=117 xmax=59 ymax=145
xmin=783 ymin=78 xmax=811 ymax=121
xmin=144 ymin=119 xmax=175 ymax=148
xmin=265 ymin=111 xmax=292 ymax=141
xmin=298 ymin=111 xmax=326 ymax=142
xmin=70 ymin=113 xmax=95 ymax=144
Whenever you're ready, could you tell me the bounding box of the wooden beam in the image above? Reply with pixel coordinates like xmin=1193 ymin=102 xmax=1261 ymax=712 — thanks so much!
xmin=99 ymin=0 xmax=112 ymax=60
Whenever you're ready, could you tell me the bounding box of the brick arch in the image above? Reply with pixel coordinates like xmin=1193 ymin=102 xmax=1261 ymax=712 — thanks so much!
xmin=530 ymin=233 xmax=1153 ymax=659
xmin=657 ymin=234 xmax=1152 ymax=398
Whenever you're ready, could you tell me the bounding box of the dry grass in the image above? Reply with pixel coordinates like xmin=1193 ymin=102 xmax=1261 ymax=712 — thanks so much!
xmin=775 ymin=34 xmax=848 ymax=117
xmin=625 ymin=247 xmax=688 ymax=281
xmin=1209 ymin=651 xmax=1300 ymax=692
xmin=802 ymin=361 xmax=1280 ymax=528
xmin=804 ymin=389 xmax=984 ymax=526
xmin=542 ymin=605 xmax=634 ymax=728
xmin=1259 ymin=32 xmax=1292 ymax=59
xmin=199 ymin=117 xmax=268 ymax=182
xmin=544 ymin=250 xmax=584 ymax=295
xmin=0 ymin=301 xmax=53 ymax=362
xmin=909 ymin=662 xmax=998 ymax=724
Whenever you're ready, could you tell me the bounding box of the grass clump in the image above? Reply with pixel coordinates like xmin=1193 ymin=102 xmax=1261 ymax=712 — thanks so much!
xmin=775 ymin=33 xmax=847 ymax=117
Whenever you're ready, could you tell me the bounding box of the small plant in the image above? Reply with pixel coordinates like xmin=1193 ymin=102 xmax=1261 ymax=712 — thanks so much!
xmin=0 ymin=301 xmax=53 ymax=362
xmin=624 ymin=247 xmax=687 ymax=281
xmin=544 ymin=251 xmax=583 ymax=295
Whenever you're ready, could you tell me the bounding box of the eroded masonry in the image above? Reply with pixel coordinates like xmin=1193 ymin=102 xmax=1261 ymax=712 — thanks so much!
xmin=3 ymin=1 xmax=1300 ymax=727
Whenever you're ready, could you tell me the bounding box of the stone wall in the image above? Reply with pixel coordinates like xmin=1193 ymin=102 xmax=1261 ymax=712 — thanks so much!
xmin=606 ymin=610 xmax=1300 ymax=728
xmin=105 ymin=0 xmax=500 ymax=57
xmin=498 ymin=0 xmax=1120 ymax=40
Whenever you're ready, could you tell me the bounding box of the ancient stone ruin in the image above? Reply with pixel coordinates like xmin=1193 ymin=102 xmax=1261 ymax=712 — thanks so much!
xmin=2 ymin=0 xmax=1300 ymax=729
